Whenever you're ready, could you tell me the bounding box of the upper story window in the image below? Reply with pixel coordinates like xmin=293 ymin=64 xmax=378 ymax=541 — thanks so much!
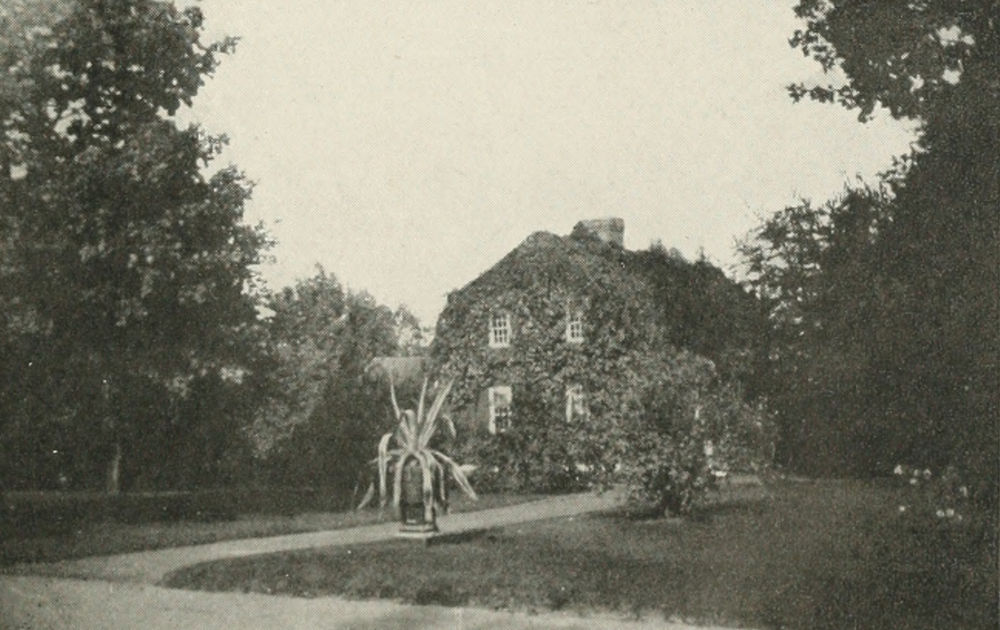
xmin=488 ymin=385 xmax=513 ymax=434
xmin=489 ymin=312 xmax=511 ymax=348
xmin=566 ymin=308 xmax=584 ymax=343
xmin=565 ymin=384 xmax=588 ymax=422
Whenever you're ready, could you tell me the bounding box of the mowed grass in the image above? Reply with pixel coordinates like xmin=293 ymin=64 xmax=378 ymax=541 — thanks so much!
xmin=165 ymin=480 xmax=998 ymax=630
xmin=0 ymin=492 xmax=542 ymax=566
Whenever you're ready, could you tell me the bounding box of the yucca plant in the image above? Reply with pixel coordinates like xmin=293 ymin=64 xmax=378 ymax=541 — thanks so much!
xmin=357 ymin=377 xmax=477 ymax=522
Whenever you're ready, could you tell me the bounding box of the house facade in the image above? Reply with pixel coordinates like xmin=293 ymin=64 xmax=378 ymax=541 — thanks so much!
xmin=431 ymin=218 xmax=760 ymax=438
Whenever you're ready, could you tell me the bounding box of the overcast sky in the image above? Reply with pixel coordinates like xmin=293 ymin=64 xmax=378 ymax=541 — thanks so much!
xmin=182 ymin=0 xmax=916 ymax=325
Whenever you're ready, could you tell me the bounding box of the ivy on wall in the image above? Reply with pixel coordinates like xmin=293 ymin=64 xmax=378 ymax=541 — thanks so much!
xmin=432 ymin=232 xmax=658 ymax=428
xmin=432 ymin=229 xmax=760 ymax=423
xmin=431 ymin=228 xmax=772 ymax=506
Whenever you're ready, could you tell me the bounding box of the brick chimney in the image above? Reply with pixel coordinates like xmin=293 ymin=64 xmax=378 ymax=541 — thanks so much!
xmin=572 ymin=217 xmax=625 ymax=248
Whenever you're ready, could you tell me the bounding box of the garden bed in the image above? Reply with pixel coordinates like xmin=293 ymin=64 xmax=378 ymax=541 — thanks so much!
xmin=164 ymin=480 xmax=998 ymax=630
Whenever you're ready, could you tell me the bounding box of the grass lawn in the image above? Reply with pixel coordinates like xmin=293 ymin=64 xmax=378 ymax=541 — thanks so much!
xmin=0 ymin=492 xmax=542 ymax=566
xmin=165 ymin=480 xmax=998 ymax=630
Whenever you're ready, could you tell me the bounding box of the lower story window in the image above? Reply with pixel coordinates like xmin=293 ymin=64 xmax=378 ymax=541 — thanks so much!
xmin=488 ymin=385 xmax=512 ymax=434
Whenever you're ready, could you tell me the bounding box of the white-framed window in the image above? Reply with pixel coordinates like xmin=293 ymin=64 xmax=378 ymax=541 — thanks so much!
xmin=565 ymin=308 xmax=584 ymax=343
xmin=488 ymin=385 xmax=512 ymax=434
xmin=565 ymin=384 xmax=588 ymax=422
xmin=489 ymin=312 xmax=511 ymax=348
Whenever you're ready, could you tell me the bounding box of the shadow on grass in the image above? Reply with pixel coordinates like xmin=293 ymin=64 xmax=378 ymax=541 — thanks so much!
xmin=689 ymin=498 xmax=773 ymax=522
xmin=427 ymin=527 xmax=499 ymax=546
xmin=594 ymin=481 xmax=774 ymax=524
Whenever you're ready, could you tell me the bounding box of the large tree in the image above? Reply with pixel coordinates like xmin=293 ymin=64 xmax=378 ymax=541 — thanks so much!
xmin=745 ymin=2 xmax=997 ymax=487
xmin=739 ymin=187 xmax=900 ymax=473
xmin=248 ymin=268 xmax=406 ymax=492
xmin=0 ymin=0 xmax=270 ymax=491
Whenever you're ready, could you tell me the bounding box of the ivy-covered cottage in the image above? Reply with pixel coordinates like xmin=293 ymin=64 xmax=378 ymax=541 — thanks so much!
xmin=431 ymin=218 xmax=761 ymax=443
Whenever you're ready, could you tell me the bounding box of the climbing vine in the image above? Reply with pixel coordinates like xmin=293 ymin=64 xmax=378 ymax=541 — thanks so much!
xmin=432 ymin=230 xmax=772 ymax=506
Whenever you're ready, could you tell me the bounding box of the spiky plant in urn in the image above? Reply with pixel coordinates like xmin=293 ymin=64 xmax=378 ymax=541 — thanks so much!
xmin=358 ymin=377 xmax=477 ymax=536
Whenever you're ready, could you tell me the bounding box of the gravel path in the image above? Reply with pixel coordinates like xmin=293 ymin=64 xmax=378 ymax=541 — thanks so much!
xmin=0 ymin=490 xmax=744 ymax=629
xmin=9 ymin=491 xmax=620 ymax=584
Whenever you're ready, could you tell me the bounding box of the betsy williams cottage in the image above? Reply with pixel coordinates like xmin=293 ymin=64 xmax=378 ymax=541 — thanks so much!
xmin=430 ymin=218 xmax=761 ymax=440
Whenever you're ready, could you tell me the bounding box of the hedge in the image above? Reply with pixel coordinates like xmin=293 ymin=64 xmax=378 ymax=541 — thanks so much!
xmin=0 ymin=486 xmax=355 ymax=539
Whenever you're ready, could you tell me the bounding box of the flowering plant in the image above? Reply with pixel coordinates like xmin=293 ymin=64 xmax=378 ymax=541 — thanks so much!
xmin=894 ymin=464 xmax=970 ymax=525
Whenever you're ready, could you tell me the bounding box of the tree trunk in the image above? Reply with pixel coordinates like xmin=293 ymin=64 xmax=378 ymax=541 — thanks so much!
xmin=105 ymin=441 xmax=122 ymax=494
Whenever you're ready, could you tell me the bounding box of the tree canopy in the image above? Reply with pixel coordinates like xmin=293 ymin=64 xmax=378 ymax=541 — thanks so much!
xmin=789 ymin=0 xmax=996 ymax=122
xmin=744 ymin=2 xmax=997 ymax=493
xmin=248 ymin=268 xmax=421 ymax=495
xmin=247 ymin=268 xmax=400 ymax=456
xmin=0 ymin=0 xmax=270 ymax=491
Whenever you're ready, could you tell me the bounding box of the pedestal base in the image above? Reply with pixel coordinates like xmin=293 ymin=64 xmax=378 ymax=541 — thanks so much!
xmin=397 ymin=522 xmax=438 ymax=541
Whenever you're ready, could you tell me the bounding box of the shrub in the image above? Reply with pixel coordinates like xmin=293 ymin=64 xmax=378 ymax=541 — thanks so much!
xmin=617 ymin=354 xmax=774 ymax=516
xmin=0 ymin=493 xmax=93 ymax=538
xmin=459 ymin=426 xmax=591 ymax=495
xmin=0 ymin=485 xmax=362 ymax=541
xmin=0 ymin=490 xmax=239 ymax=540
xmin=261 ymin=372 xmax=403 ymax=495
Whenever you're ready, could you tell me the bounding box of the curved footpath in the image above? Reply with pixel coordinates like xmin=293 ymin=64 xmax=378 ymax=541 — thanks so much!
xmin=0 ymin=491 xmax=739 ymax=629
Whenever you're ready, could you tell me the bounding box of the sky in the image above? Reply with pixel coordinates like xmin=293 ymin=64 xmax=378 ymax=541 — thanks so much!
xmin=181 ymin=0 xmax=917 ymax=325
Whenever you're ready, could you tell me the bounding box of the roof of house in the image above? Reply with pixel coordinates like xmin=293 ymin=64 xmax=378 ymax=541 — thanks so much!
xmin=438 ymin=221 xmax=761 ymax=377
xmin=450 ymin=229 xmax=648 ymax=304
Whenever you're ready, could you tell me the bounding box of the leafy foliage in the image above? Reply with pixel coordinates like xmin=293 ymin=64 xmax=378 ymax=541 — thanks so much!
xmin=247 ymin=269 xmax=398 ymax=454
xmin=789 ymin=0 xmax=994 ymax=122
xmin=744 ymin=2 xmax=998 ymax=500
xmin=738 ymin=186 xmax=899 ymax=473
xmin=0 ymin=0 xmax=271 ymax=491
xmin=248 ymin=268 xmax=413 ymax=497
xmin=620 ymin=352 xmax=774 ymax=516
xmin=260 ymin=372 xmax=397 ymax=499
xmin=893 ymin=464 xmax=974 ymax=526
xmin=627 ymin=246 xmax=765 ymax=386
